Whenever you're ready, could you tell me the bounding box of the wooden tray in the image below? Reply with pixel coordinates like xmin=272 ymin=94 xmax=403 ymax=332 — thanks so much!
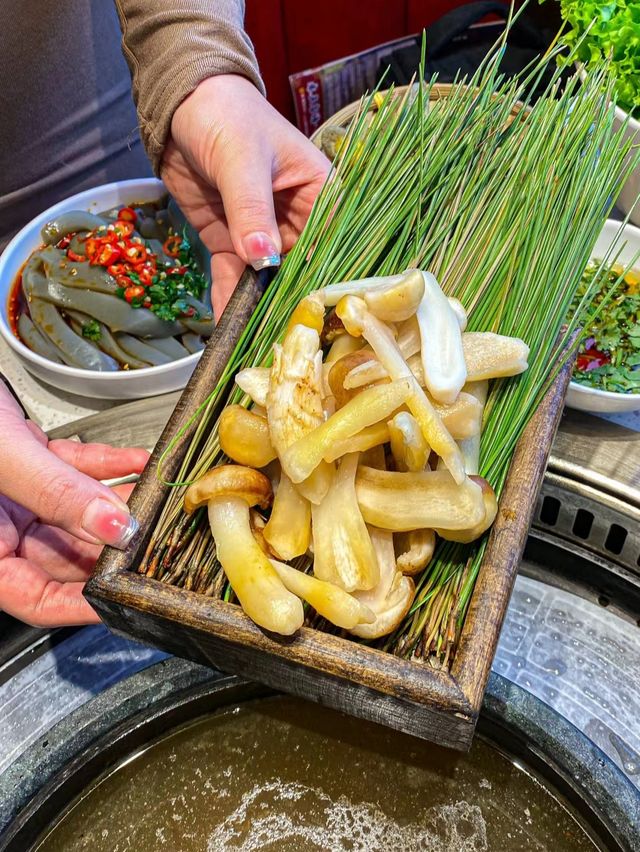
xmin=85 ymin=267 xmax=571 ymax=751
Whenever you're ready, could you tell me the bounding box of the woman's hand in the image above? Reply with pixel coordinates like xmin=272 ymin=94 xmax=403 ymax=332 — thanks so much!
xmin=0 ymin=386 xmax=148 ymax=627
xmin=161 ymin=74 xmax=330 ymax=318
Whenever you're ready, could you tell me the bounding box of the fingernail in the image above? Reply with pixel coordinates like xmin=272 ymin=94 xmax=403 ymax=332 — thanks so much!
xmin=241 ymin=232 xmax=281 ymax=271
xmin=82 ymin=497 xmax=139 ymax=549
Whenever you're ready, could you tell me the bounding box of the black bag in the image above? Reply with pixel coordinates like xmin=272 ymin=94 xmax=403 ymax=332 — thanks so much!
xmin=377 ymin=1 xmax=564 ymax=100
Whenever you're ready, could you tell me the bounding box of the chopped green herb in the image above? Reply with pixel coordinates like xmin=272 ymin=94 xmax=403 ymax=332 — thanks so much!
xmin=81 ymin=319 xmax=102 ymax=342
xmin=570 ymin=261 xmax=640 ymax=394
xmin=116 ymin=227 xmax=208 ymax=322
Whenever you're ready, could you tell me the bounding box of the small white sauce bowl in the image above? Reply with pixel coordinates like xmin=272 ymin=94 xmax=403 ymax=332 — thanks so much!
xmin=0 ymin=178 xmax=204 ymax=400
xmin=565 ymin=219 xmax=640 ymax=413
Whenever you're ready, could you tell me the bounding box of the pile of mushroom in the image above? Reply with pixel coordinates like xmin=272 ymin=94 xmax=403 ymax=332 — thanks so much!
xmin=184 ymin=269 xmax=529 ymax=638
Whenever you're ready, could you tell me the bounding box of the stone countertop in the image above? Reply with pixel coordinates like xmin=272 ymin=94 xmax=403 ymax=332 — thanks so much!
xmin=0 ymin=339 xmax=117 ymax=430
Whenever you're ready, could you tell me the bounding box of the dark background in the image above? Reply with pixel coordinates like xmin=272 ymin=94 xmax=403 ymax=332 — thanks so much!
xmin=245 ymin=0 xmax=563 ymax=121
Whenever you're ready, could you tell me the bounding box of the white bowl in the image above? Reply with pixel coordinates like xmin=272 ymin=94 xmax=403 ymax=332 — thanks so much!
xmin=612 ymin=105 xmax=640 ymax=228
xmin=0 ymin=178 xmax=203 ymax=400
xmin=565 ymin=219 xmax=640 ymax=413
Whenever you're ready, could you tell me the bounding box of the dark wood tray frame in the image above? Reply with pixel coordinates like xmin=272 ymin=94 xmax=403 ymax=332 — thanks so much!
xmin=85 ymin=268 xmax=571 ymax=750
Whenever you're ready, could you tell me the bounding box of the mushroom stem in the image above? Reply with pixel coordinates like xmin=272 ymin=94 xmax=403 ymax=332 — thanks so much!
xmin=435 ymin=476 xmax=498 ymax=543
xmin=267 ymin=323 xmax=330 ymax=503
xmin=318 ymin=272 xmax=408 ymax=305
xmin=336 ymin=296 xmax=465 ymax=484
xmin=263 ymin=472 xmax=311 ymax=560
xmin=323 ymin=420 xmax=390 ymax=462
xmin=270 ymin=559 xmax=375 ymax=629
xmin=416 ymin=271 xmax=467 ymax=405
xmin=208 ymin=497 xmax=304 ymax=634
xmin=395 ymin=529 xmax=436 ymax=575
xmin=460 ymin=332 xmax=529 ymax=381
xmin=311 ymin=454 xmax=380 ymax=592
xmin=355 ymin=467 xmax=486 ymax=532
xmin=387 ymin=411 xmax=430 ymax=472
xmin=235 ymin=367 xmax=270 ymax=408
xmin=350 ymin=447 xmax=415 ymax=638
xmin=281 ymin=378 xmax=413 ymax=485
xmin=344 ymin=331 xmax=528 ymax=389
xmin=455 ymin=381 xmax=488 ymax=474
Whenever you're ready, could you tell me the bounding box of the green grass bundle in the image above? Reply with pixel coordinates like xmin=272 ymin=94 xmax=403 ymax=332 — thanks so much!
xmin=143 ymin=33 xmax=638 ymax=666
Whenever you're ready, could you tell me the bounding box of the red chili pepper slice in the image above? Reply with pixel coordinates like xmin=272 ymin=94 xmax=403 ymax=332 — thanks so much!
xmin=107 ymin=262 xmax=128 ymax=278
xmin=57 ymin=235 xmax=72 ymax=250
xmin=117 ymin=207 xmax=137 ymax=224
xmin=91 ymin=243 xmax=122 ymax=267
xmin=163 ymin=236 xmax=181 ymax=257
xmin=67 ymin=249 xmax=86 ymax=263
xmin=124 ymin=285 xmax=146 ymax=303
xmin=112 ymin=220 xmax=135 ymax=238
xmin=84 ymin=237 xmax=100 ymax=260
xmin=137 ymin=266 xmax=155 ymax=286
xmin=123 ymin=244 xmax=147 ymax=264
xmin=576 ymin=347 xmax=610 ymax=372
xmin=116 ymin=275 xmax=133 ymax=289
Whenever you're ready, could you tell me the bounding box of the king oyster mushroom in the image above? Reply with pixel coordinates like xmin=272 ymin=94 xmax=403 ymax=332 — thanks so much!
xmin=218 ymin=405 xmax=277 ymax=469
xmin=266 ymin=323 xmax=331 ymax=504
xmin=281 ymin=378 xmax=413 ymax=486
xmin=269 ymin=559 xmax=374 ymax=630
xmin=184 ymin=465 xmax=304 ymax=635
xmin=350 ymin=448 xmax=415 ymax=639
xmin=336 ymin=294 xmax=465 ymax=484
xmin=311 ymin=453 xmax=380 ymax=593
xmin=263 ymin=470 xmax=312 ymax=561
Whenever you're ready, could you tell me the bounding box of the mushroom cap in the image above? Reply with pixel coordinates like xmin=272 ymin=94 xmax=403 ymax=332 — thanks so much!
xmin=184 ymin=464 xmax=273 ymax=514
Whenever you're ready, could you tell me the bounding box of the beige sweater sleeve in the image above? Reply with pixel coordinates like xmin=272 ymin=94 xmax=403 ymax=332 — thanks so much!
xmin=115 ymin=0 xmax=265 ymax=173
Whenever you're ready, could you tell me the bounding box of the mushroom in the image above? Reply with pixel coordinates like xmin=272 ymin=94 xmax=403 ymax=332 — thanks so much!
xmin=281 ymin=378 xmax=413 ymax=486
xmin=349 ymin=526 xmax=415 ymax=639
xmin=235 ymin=366 xmax=270 ymax=408
xmin=395 ymin=529 xmax=436 ymax=575
xmin=349 ymin=447 xmax=415 ymax=638
xmin=218 ymin=405 xmax=276 ymax=468
xmin=184 ymin=465 xmax=304 ymax=635
xmin=336 ymin=295 xmax=465 ymax=484
xmin=363 ymin=269 xmax=425 ymax=322
xmin=355 ymin=466 xmax=487 ymax=532
xmin=286 ymin=292 xmax=325 ymax=334
xmin=269 ymin=559 xmax=375 ymax=629
xmin=343 ymin=329 xmax=527 ymax=389
xmin=323 ymin=421 xmax=390 ymax=462
xmin=328 ymin=349 xmax=390 ymax=408
xmin=414 ymin=271 xmax=467 ymax=405
xmin=267 ymin=323 xmax=332 ymax=504
xmin=311 ymin=453 xmax=380 ymax=592
xmin=455 ymin=381 xmax=488 ymax=475
xmin=317 ymin=271 xmax=409 ymax=305
xmin=320 ymin=309 xmax=347 ymax=345
xmin=263 ymin=471 xmax=311 ymax=560
xmin=387 ymin=411 xmax=430 ymax=472
xmin=462 ymin=332 xmax=529 ymax=381
xmin=448 ymin=297 xmax=468 ymax=331
xmin=435 ymin=476 xmax=498 ymax=543
xmin=324 ymin=332 xmax=364 ymax=363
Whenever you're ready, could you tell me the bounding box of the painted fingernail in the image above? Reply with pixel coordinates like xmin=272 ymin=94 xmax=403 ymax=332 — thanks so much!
xmin=81 ymin=497 xmax=139 ymax=549
xmin=241 ymin=232 xmax=281 ymax=271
